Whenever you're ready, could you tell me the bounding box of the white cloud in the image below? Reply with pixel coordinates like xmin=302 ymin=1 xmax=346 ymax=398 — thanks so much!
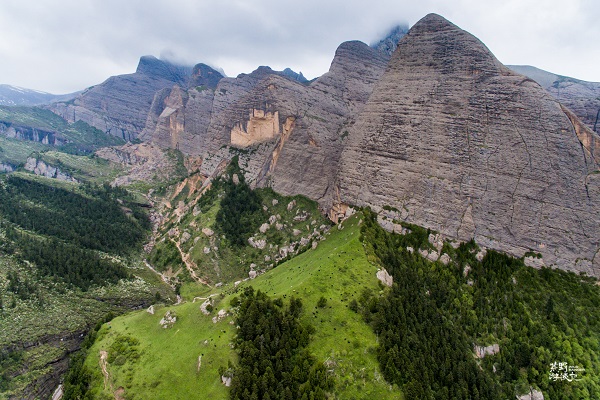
xmin=0 ymin=0 xmax=598 ymax=93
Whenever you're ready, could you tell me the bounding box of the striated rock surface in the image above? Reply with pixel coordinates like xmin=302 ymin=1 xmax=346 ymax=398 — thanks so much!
xmin=49 ymin=56 xmax=193 ymax=141
xmin=509 ymin=65 xmax=600 ymax=135
xmin=338 ymin=13 xmax=600 ymax=275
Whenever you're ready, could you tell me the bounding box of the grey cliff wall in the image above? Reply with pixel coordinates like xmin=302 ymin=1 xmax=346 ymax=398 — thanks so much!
xmin=338 ymin=13 xmax=600 ymax=275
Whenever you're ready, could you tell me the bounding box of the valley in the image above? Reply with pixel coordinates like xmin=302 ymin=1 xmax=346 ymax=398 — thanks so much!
xmin=0 ymin=11 xmax=598 ymax=400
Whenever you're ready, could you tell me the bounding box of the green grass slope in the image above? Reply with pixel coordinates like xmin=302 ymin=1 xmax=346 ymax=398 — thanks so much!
xmin=84 ymin=215 xmax=399 ymax=399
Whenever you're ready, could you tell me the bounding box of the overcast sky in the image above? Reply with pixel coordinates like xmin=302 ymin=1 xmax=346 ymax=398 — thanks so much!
xmin=0 ymin=0 xmax=598 ymax=94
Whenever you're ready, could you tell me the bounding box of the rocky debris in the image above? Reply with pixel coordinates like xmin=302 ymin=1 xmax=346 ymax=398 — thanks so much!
xmin=168 ymin=229 xmax=178 ymax=238
xmin=474 ymin=343 xmax=500 ymax=358
xmin=376 ymin=215 xmax=405 ymax=234
xmin=406 ymin=247 xmax=414 ymax=254
xmin=203 ymin=247 xmax=210 ymax=254
xmin=181 ymin=231 xmax=191 ymax=244
xmin=338 ymin=13 xmax=600 ymax=276
xmin=248 ymin=237 xmax=267 ymax=249
xmin=159 ymin=310 xmax=177 ymax=328
xmin=212 ymin=309 xmax=228 ymax=324
xmin=463 ymin=265 xmax=471 ymax=277
xmin=96 ymin=142 xmax=180 ymax=186
xmin=259 ymin=223 xmax=270 ymax=233
xmin=24 ymin=157 xmax=77 ymax=182
xmin=287 ymin=200 xmax=296 ymax=211
xmin=376 ymin=268 xmax=393 ymax=287
xmin=294 ymin=210 xmax=309 ymax=221
xmin=202 ymin=228 xmax=214 ymax=237
xmin=312 ymin=241 xmax=318 ymax=250
xmin=200 ymin=298 xmax=213 ymax=315
xmin=0 ymin=163 xmax=15 ymax=172
xmin=272 ymin=199 xmax=279 ymax=206
xmin=292 ymin=229 xmax=302 ymax=236
xmin=476 ymin=249 xmax=487 ymax=262
xmin=439 ymin=253 xmax=451 ymax=265
xmin=269 ymin=215 xmax=278 ymax=224
xmin=249 ymin=270 xmax=257 ymax=279
xmin=419 ymin=248 xmax=439 ymax=262
xmin=524 ymin=256 xmax=545 ymax=269
xmin=300 ymin=237 xmax=310 ymax=247
xmin=221 ymin=375 xmax=232 ymax=387
xmin=147 ymin=305 xmax=155 ymax=315
xmin=265 ymin=255 xmax=271 ymax=262
xmin=275 ymin=223 xmax=284 ymax=231
xmin=428 ymin=233 xmax=444 ymax=252
xmin=516 ymin=387 xmax=544 ymax=400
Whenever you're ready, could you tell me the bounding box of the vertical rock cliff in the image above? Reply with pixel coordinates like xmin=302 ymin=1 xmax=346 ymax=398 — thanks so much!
xmin=338 ymin=13 xmax=600 ymax=275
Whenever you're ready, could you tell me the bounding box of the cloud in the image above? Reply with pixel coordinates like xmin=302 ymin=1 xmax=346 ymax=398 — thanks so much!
xmin=0 ymin=0 xmax=598 ymax=93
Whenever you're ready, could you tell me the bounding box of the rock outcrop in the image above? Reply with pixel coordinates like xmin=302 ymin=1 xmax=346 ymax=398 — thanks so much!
xmin=24 ymin=157 xmax=78 ymax=182
xmin=509 ymin=65 xmax=600 ymax=135
xmin=0 ymin=121 xmax=66 ymax=146
xmin=338 ymin=13 xmax=600 ymax=275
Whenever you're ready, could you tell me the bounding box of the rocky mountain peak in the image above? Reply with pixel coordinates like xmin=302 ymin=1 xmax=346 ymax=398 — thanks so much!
xmin=370 ymin=24 xmax=409 ymax=58
xmin=135 ymin=55 xmax=192 ymax=85
xmin=189 ymin=63 xmax=224 ymax=89
xmin=339 ymin=14 xmax=599 ymax=275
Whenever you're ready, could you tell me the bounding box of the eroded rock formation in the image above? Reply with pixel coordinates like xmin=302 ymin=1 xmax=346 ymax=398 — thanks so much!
xmin=338 ymin=13 xmax=600 ymax=275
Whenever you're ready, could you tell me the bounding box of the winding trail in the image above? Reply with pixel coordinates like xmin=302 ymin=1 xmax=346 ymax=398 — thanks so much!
xmin=173 ymin=239 xmax=212 ymax=287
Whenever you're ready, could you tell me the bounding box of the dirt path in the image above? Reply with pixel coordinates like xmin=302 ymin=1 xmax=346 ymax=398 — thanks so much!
xmin=99 ymin=351 xmax=110 ymax=390
xmin=173 ymin=239 xmax=212 ymax=287
xmin=143 ymin=260 xmax=173 ymax=287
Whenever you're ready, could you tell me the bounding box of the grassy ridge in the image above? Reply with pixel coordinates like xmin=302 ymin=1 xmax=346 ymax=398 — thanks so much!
xmin=83 ymin=215 xmax=398 ymax=399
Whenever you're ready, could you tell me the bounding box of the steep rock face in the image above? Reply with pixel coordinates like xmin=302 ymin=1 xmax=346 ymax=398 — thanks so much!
xmin=338 ymin=14 xmax=600 ymax=275
xmin=194 ymin=42 xmax=389 ymax=210
xmin=139 ymin=64 xmax=224 ymax=155
xmin=0 ymin=121 xmax=66 ymax=146
xmin=509 ymin=65 xmax=600 ymax=135
xmin=49 ymin=56 xmax=192 ymax=141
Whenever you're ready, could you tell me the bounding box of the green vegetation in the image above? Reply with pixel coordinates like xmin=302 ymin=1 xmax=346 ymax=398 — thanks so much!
xmin=78 ymin=214 xmax=393 ymax=399
xmin=0 ymin=106 xmax=124 ymax=155
xmin=0 ymin=174 xmax=160 ymax=397
xmin=0 ymin=136 xmax=47 ymax=166
xmin=228 ymin=287 xmax=332 ymax=399
xmin=359 ymin=208 xmax=600 ymax=399
xmin=0 ymin=176 xmax=149 ymax=255
xmin=151 ymin=159 xmax=331 ymax=285
xmin=215 ymin=157 xmax=265 ymax=247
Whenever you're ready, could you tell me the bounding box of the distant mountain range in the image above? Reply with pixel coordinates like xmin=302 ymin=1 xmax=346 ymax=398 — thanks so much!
xmin=0 ymin=84 xmax=80 ymax=106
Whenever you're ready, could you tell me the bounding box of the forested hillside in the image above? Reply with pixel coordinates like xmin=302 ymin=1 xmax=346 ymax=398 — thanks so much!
xmin=0 ymin=175 xmax=164 ymax=398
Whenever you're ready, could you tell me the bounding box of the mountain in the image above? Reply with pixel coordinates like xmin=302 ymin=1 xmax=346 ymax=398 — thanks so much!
xmin=0 ymin=84 xmax=79 ymax=106
xmin=338 ymin=13 xmax=599 ymax=276
xmin=509 ymin=65 xmax=600 ymax=135
xmin=48 ymin=56 xmax=195 ymax=141
xmin=370 ymin=24 xmax=409 ymax=57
